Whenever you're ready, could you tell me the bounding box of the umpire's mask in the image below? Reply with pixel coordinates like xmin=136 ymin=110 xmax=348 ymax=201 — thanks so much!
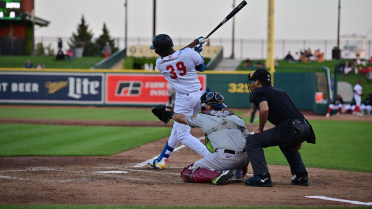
xmin=246 ymin=71 xmax=256 ymax=94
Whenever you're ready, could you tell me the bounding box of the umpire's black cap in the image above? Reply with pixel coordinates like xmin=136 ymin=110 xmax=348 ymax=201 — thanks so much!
xmin=150 ymin=34 xmax=174 ymax=53
xmin=248 ymin=68 xmax=272 ymax=86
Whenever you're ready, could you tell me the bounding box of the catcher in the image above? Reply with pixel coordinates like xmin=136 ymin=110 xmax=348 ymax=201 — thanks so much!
xmin=152 ymin=91 xmax=250 ymax=185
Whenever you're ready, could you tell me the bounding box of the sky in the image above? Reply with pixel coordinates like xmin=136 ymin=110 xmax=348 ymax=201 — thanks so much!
xmin=34 ymin=0 xmax=372 ymax=41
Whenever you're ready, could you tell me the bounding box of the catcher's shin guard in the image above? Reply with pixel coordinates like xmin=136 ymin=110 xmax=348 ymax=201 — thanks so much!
xmin=181 ymin=164 xmax=221 ymax=183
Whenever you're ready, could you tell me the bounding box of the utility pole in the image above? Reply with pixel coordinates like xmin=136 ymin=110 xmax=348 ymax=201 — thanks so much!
xmin=337 ymin=0 xmax=341 ymax=49
xmin=124 ymin=0 xmax=128 ymax=49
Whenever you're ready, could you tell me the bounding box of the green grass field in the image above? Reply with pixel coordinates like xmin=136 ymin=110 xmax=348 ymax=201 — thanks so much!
xmin=0 ymin=124 xmax=171 ymax=156
xmin=0 ymin=106 xmax=371 ymax=173
xmin=0 ymin=107 xmax=155 ymax=121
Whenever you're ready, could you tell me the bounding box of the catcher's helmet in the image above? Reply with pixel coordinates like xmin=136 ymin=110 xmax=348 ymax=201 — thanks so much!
xmin=150 ymin=34 xmax=174 ymax=55
xmin=204 ymin=91 xmax=227 ymax=109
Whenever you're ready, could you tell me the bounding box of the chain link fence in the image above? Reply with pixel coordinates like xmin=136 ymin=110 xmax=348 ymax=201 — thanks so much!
xmin=35 ymin=36 xmax=372 ymax=61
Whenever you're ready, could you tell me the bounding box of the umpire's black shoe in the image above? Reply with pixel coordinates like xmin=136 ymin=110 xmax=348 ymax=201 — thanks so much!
xmin=291 ymin=175 xmax=309 ymax=186
xmin=245 ymin=173 xmax=273 ymax=187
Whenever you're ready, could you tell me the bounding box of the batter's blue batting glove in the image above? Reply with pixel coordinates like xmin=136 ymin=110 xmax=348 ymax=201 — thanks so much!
xmin=195 ymin=36 xmax=208 ymax=45
xmin=194 ymin=44 xmax=203 ymax=53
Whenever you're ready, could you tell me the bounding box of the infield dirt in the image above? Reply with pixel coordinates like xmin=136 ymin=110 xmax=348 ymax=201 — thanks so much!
xmin=0 ymin=110 xmax=371 ymax=207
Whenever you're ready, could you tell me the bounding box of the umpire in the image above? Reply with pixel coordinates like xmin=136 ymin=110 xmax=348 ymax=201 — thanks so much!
xmin=245 ymin=68 xmax=315 ymax=187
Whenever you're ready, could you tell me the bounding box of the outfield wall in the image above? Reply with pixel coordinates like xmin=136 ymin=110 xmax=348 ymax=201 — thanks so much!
xmin=0 ymin=68 xmax=319 ymax=110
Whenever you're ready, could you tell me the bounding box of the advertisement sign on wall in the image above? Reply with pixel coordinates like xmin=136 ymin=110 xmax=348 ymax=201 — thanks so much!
xmin=106 ymin=74 xmax=206 ymax=105
xmin=0 ymin=72 xmax=104 ymax=104
xmin=127 ymin=46 xmax=222 ymax=59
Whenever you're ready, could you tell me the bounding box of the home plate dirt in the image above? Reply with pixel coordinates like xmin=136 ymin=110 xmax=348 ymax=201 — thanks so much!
xmin=0 ymin=115 xmax=371 ymax=207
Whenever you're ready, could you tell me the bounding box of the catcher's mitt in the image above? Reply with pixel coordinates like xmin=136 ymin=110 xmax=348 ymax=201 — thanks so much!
xmin=152 ymin=104 xmax=174 ymax=124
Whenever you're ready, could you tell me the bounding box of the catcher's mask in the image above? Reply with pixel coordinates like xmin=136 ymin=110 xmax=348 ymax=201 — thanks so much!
xmin=246 ymin=68 xmax=272 ymax=94
xmin=204 ymin=91 xmax=227 ymax=109
xmin=150 ymin=34 xmax=174 ymax=56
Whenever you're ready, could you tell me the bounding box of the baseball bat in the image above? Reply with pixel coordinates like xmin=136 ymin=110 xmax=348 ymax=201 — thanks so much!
xmin=205 ymin=0 xmax=247 ymax=39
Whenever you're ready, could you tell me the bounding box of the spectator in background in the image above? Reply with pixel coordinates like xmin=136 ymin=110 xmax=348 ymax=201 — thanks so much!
xmin=304 ymin=48 xmax=313 ymax=60
xmin=284 ymin=51 xmax=295 ymax=62
xmin=24 ymin=60 xmax=33 ymax=68
xmin=314 ymin=49 xmax=324 ymax=63
xmin=255 ymin=61 xmax=264 ymax=68
xmin=293 ymin=51 xmax=301 ymax=62
xmin=325 ymin=94 xmax=343 ymax=117
xmin=344 ymin=62 xmax=354 ymax=75
xmin=361 ymin=93 xmax=372 ymax=114
xmin=66 ymin=49 xmax=74 ymax=61
xmin=57 ymin=37 xmax=63 ymax=51
xmin=369 ymin=56 xmax=372 ymax=64
xmin=102 ymin=41 xmax=112 ymax=58
xmin=344 ymin=100 xmax=356 ymax=114
xmin=244 ymin=58 xmax=253 ymax=68
xmin=36 ymin=63 xmax=44 ymax=69
xmin=355 ymin=53 xmax=362 ymax=65
xmin=353 ymin=80 xmax=363 ymax=116
xmin=56 ymin=49 xmax=65 ymax=60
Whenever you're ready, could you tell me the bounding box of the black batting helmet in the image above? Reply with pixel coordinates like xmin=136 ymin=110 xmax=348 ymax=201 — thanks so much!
xmin=204 ymin=91 xmax=227 ymax=109
xmin=150 ymin=34 xmax=174 ymax=55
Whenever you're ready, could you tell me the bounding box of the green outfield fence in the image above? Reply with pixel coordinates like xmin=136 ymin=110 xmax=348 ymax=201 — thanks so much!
xmin=0 ymin=68 xmax=329 ymax=112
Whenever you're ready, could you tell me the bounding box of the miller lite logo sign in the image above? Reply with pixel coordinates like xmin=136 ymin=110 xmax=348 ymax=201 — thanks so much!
xmin=0 ymin=72 xmax=103 ymax=104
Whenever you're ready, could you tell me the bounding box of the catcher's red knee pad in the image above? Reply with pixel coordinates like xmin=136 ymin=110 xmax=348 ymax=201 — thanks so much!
xmin=181 ymin=164 xmax=221 ymax=183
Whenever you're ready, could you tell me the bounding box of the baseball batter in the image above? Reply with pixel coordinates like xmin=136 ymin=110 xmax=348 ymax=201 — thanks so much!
xmin=148 ymin=34 xmax=210 ymax=169
xmin=170 ymin=91 xmax=250 ymax=185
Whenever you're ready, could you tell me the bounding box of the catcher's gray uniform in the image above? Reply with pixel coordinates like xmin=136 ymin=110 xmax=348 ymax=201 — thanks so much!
xmin=185 ymin=110 xmax=249 ymax=171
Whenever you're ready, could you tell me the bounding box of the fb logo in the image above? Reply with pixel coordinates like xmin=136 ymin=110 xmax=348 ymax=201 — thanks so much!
xmin=116 ymin=82 xmax=142 ymax=96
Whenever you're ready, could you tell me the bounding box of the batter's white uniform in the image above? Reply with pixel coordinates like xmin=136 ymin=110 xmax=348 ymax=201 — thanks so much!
xmin=156 ymin=47 xmax=210 ymax=157
xmin=186 ymin=110 xmax=250 ymax=171
xmin=353 ymin=83 xmax=362 ymax=108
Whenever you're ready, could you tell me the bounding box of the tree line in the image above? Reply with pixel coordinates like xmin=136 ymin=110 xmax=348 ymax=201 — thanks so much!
xmin=36 ymin=15 xmax=118 ymax=57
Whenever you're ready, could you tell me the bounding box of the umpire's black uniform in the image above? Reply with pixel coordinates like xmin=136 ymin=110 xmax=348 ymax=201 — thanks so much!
xmin=245 ymin=69 xmax=315 ymax=187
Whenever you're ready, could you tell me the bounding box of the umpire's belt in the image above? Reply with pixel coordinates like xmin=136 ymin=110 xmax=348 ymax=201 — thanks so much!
xmin=291 ymin=119 xmax=308 ymax=124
